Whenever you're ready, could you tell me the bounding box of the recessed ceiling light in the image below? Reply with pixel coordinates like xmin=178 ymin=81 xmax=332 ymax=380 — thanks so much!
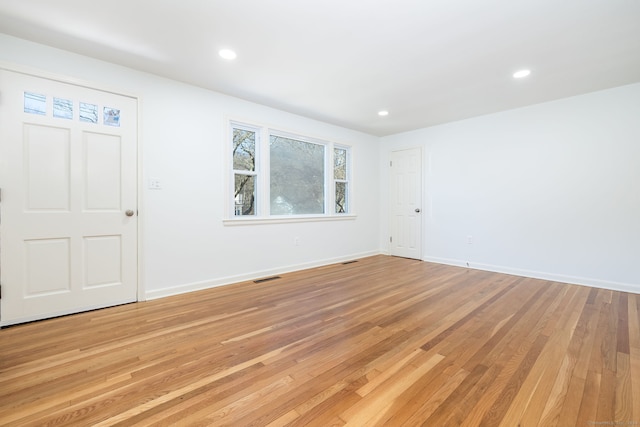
xmin=513 ymin=69 xmax=531 ymax=79
xmin=219 ymin=49 xmax=237 ymax=60
xmin=378 ymin=110 xmax=389 ymax=116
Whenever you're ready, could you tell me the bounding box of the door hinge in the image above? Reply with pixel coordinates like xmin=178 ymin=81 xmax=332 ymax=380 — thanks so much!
xmin=390 ymin=236 xmax=393 ymax=243
xmin=390 ymin=161 xmax=392 ymax=167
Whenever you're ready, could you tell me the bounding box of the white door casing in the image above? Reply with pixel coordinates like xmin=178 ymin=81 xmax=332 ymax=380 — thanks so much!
xmin=0 ymin=69 xmax=138 ymax=326
xmin=389 ymin=147 xmax=423 ymax=260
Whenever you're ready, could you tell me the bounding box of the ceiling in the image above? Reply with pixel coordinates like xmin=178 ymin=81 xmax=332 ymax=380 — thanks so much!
xmin=1 ymin=0 xmax=639 ymax=136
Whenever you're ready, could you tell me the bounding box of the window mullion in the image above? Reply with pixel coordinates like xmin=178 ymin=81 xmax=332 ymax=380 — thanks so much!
xmin=260 ymin=127 xmax=270 ymax=217
xmin=327 ymin=142 xmax=334 ymax=216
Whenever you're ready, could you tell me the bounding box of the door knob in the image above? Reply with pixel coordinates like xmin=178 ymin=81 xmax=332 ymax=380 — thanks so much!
xmin=415 ymin=208 xmax=421 ymax=213
xmin=125 ymin=210 xmax=135 ymax=217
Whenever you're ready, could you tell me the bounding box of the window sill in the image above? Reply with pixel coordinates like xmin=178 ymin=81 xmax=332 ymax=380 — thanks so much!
xmin=223 ymin=214 xmax=357 ymax=226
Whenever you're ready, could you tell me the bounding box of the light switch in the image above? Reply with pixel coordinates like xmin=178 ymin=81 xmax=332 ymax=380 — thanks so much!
xmin=149 ymin=178 xmax=162 ymax=190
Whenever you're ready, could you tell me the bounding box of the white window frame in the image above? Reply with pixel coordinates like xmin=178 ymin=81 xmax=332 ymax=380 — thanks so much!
xmin=224 ymin=119 xmax=355 ymax=225
xmin=268 ymin=129 xmax=328 ymax=218
xmin=333 ymin=144 xmax=350 ymax=215
xmin=230 ymin=121 xmax=261 ymax=217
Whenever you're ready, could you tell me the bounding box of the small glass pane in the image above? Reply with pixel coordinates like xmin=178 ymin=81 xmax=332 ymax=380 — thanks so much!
xmin=24 ymin=92 xmax=46 ymax=115
xmin=104 ymin=107 xmax=121 ymax=127
xmin=233 ymin=128 xmax=256 ymax=171
xmin=334 ymin=148 xmax=347 ymax=180
xmin=53 ymin=97 xmax=73 ymax=119
xmin=234 ymin=174 xmax=256 ymax=216
xmin=80 ymin=102 xmax=98 ymax=123
xmin=270 ymin=135 xmax=325 ymax=215
xmin=336 ymin=182 xmax=348 ymax=213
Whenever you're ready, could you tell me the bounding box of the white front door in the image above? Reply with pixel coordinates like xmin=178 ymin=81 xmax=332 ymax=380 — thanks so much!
xmin=389 ymin=147 xmax=422 ymax=260
xmin=0 ymin=69 xmax=138 ymax=326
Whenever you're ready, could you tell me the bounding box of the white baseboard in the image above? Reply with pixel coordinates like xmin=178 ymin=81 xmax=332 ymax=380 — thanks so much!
xmin=423 ymin=256 xmax=640 ymax=295
xmin=145 ymin=250 xmax=381 ymax=300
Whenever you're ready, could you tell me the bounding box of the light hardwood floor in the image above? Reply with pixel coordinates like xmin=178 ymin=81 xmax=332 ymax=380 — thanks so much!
xmin=1 ymin=255 xmax=639 ymax=426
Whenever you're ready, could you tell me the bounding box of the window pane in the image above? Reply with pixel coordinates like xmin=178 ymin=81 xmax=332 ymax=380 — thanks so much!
xmin=104 ymin=107 xmax=121 ymax=127
xmin=334 ymin=148 xmax=347 ymax=180
xmin=234 ymin=174 xmax=256 ymax=216
xmin=24 ymin=92 xmax=46 ymax=115
xmin=80 ymin=102 xmax=98 ymax=123
xmin=270 ymin=135 xmax=325 ymax=215
xmin=233 ymin=129 xmax=256 ymax=171
xmin=53 ymin=97 xmax=73 ymax=119
xmin=336 ymin=181 xmax=348 ymax=213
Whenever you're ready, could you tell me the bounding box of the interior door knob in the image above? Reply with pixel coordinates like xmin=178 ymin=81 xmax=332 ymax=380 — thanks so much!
xmin=415 ymin=208 xmax=421 ymax=213
xmin=125 ymin=209 xmax=135 ymax=217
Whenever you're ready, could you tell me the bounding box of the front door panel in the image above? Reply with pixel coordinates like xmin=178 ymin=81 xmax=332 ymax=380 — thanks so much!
xmin=0 ymin=69 xmax=138 ymax=326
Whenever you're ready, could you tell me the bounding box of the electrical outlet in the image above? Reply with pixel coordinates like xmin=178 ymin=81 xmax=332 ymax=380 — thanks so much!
xmin=294 ymin=237 xmax=300 ymax=246
xmin=467 ymin=235 xmax=473 ymax=244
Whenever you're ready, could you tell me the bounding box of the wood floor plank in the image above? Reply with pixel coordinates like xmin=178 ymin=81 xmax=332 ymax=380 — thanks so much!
xmin=462 ymin=285 xmax=578 ymax=426
xmin=516 ymin=285 xmax=590 ymax=426
xmin=557 ymin=288 xmax=607 ymax=426
xmin=596 ymin=296 xmax=619 ymax=424
xmin=340 ymin=351 xmax=444 ymax=425
xmin=399 ymin=366 xmax=470 ymax=426
xmin=615 ymin=352 xmax=633 ymax=423
xmin=576 ymin=293 xmax=611 ymax=426
xmin=1 ymin=255 xmax=638 ymax=426
xmin=537 ymin=287 xmax=595 ymax=426
xmin=629 ymin=294 xmax=640 ymax=422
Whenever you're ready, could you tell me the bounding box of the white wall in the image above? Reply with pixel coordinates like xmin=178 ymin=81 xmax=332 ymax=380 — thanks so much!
xmin=0 ymin=34 xmax=381 ymax=299
xmin=3 ymin=33 xmax=638 ymax=299
xmin=381 ymin=83 xmax=640 ymax=293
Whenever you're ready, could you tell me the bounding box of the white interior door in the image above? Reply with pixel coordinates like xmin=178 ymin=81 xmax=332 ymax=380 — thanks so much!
xmin=0 ymin=69 xmax=138 ymax=326
xmin=389 ymin=147 xmax=423 ymax=260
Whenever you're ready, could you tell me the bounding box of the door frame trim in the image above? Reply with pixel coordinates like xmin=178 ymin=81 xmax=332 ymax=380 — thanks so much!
xmin=0 ymin=62 xmax=144 ymax=325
